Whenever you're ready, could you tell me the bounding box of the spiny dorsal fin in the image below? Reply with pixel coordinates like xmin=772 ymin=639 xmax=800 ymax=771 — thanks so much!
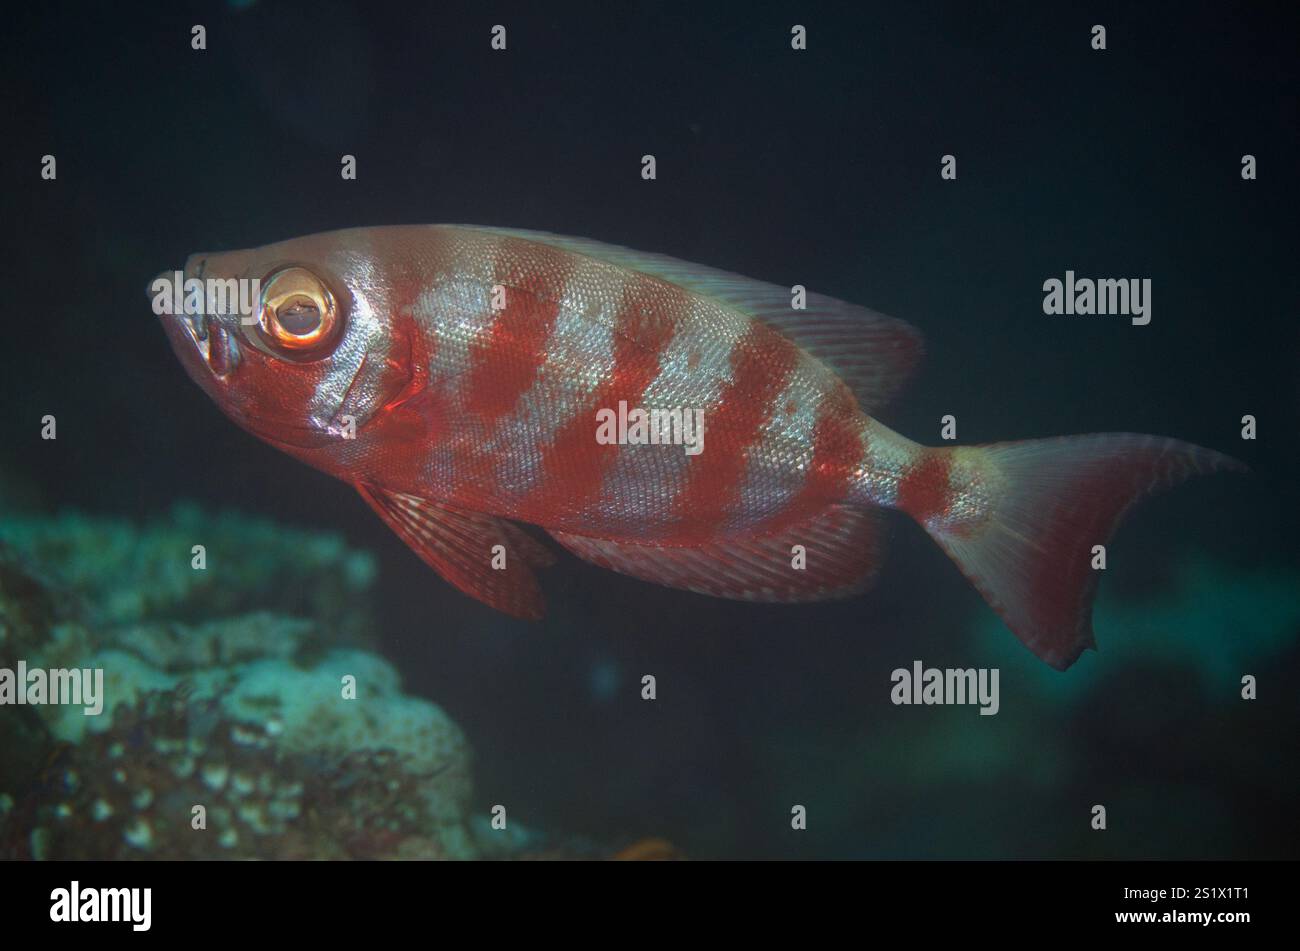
xmin=465 ymin=226 xmax=924 ymax=413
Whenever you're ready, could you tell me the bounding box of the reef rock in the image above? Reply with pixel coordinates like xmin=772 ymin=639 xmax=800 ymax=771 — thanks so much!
xmin=0 ymin=505 xmax=479 ymax=859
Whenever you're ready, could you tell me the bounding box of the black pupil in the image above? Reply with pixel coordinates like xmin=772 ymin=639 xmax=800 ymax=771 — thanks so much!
xmin=278 ymin=298 xmax=322 ymax=335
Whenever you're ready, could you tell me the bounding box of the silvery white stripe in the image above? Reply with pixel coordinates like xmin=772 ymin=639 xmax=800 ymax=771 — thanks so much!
xmin=414 ymin=279 xmax=502 ymax=486
xmin=732 ymin=350 xmax=823 ymax=525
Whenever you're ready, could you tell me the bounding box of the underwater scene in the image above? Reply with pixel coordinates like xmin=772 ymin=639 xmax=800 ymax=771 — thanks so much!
xmin=1 ymin=2 xmax=1297 ymax=864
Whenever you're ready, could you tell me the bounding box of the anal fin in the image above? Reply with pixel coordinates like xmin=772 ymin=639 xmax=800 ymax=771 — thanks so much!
xmin=550 ymin=505 xmax=883 ymax=602
xmin=356 ymin=484 xmax=551 ymax=619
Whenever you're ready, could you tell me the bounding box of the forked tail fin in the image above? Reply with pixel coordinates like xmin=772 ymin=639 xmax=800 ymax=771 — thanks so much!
xmin=908 ymin=434 xmax=1245 ymax=670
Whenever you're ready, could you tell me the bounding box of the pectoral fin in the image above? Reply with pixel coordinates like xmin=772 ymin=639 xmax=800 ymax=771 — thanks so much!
xmin=355 ymin=484 xmax=552 ymax=619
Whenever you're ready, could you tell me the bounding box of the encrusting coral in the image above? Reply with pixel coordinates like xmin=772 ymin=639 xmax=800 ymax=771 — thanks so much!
xmin=9 ymin=689 xmax=467 ymax=860
xmin=0 ymin=504 xmax=481 ymax=859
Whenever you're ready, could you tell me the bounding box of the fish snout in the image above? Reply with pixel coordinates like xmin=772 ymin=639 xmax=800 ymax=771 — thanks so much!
xmin=150 ymin=262 xmax=209 ymax=348
xmin=146 ymin=251 xmax=212 ymax=302
xmin=184 ymin=253 xmax=209 ymax=281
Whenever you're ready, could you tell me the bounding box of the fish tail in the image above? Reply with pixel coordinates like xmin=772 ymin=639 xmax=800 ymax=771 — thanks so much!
xmin=896 ymin=434 xmax=1246 ymax=670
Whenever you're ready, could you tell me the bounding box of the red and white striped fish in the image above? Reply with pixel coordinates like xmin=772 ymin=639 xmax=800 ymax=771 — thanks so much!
xmin=156 ymin=225 xmax=1242 ymax=669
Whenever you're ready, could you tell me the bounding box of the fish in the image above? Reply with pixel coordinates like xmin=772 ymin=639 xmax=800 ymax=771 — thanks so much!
xmin=154 ymin=225 xmax=1244 ymax=670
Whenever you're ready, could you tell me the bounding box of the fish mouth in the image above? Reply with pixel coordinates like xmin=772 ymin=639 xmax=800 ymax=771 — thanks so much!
xmin=150 ymin=259 xmax=238 ymax=378
xmin=180 ymin=303 xmax=211 ymax=350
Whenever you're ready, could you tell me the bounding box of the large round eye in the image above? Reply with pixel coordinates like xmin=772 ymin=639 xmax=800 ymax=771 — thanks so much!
xmin=257 ymin=267 xmax=342 ymax=355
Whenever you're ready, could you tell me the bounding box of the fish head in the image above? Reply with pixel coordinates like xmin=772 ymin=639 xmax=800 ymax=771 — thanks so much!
xmin=154 ymin=231 xmax=421 ymax=452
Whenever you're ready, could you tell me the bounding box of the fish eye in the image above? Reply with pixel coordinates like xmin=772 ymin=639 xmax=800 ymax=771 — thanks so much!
xmin=257 ymin=266 xmax=342 ymax=355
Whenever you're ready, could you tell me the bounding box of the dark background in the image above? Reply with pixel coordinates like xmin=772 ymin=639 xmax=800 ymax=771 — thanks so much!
xmin=2 ymin=1 xmax=1296 ymax=858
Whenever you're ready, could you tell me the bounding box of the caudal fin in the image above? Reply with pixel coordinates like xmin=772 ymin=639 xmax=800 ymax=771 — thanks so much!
xmin=911 ymin=434 xmax=1245 ymax=670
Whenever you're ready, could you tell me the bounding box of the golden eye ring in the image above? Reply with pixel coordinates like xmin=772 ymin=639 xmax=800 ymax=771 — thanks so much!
xmin=257 ymin=266 xmax=342 ymax=354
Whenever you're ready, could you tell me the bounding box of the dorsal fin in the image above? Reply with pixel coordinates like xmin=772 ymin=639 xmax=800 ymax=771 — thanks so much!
xmin=465 ymin=226 xmax=924 ymax=413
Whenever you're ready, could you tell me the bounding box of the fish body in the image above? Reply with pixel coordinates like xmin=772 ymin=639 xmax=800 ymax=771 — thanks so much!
xmin=157 ymin=225 xmax=1241 ymax=669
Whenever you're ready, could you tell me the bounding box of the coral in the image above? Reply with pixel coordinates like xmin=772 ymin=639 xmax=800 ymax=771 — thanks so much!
xmin=0 ymin=503 xmax=376 ymax=640
xmin=0 ymin=505 xmax=482 ymax=860
xmin=4 ymin=690 xmax=467 ymax=860
xmin=0 ymin=544 xmax=60 ymax=669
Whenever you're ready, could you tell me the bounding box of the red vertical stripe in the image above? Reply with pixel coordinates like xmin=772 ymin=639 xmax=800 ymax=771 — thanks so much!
xmin=669 ymin=320 xmax=800 ymax=544
xmin=462 ymin=237 xmax=572 ymax=424
xmin=897 ymin=450 xmax=953 ymax=526
xmin=442 ymin=237 xmax=576 ymax=505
